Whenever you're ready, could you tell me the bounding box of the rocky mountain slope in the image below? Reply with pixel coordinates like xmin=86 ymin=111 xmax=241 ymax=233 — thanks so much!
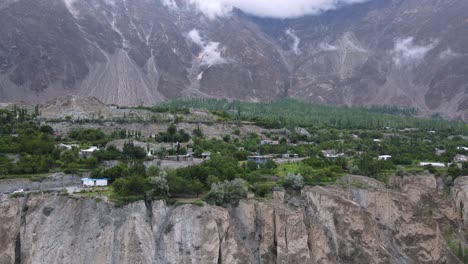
xmin=0 ymin=0 xmax=467 ymax=120
xmin=1 ymin=175 xmax=468 ymax=264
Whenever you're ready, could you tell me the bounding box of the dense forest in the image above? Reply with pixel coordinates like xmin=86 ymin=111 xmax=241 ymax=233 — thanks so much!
xmin=150 ymin=99 xmax=468 ymax=132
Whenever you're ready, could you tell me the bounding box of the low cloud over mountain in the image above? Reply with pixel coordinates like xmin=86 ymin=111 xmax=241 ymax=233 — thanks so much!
xmin=187 ymin=0 xmax=372 ymax=19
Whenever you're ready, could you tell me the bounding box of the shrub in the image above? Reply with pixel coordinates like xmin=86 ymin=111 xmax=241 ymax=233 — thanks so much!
xmin=122 ymin=141 xmax=146 ymax=160
xmin=150 ymin=175 xmax=169 ymax=198
xmin=252 ymin=183 xmax=272 ymax=198
xmin=424 ymin=164 xmax=437 ymax=174
xmin=350 ymin=165 xmax=360 ymax=175
xmin=283 ymin=173 xmax=304 ymax=190
xmin=205 ymin=179 xmax=247 ymax=206
xmin=262 ymin=159 xmax=277 ymax=170
xmin=113 ymin=176 xmax=149 ymax=197
xmin=206 ymin=175 xmax=221 ymax=187
xmin=205 ymin=182 xmax=225 ymax=206
xmin=396 ymin=166 xmax=406 ymax=176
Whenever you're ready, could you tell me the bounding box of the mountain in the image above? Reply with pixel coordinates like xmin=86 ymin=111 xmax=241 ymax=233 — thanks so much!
xmin=0 ymin=0 xmax=467 ymax=120
xmin=1 ymin=175 xmax=466 ymax=264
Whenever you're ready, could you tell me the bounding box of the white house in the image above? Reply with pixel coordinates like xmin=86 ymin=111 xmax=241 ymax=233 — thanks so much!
xmin=454 ymin=155 xmax=468 ymax=163
xmin=81 ymin=178 xmax=108 ymax=187
xmin=80 ymin=146 xmax=99 ymax=157
xmin=435 ymin=148 xmax=446 ymax=156
xmin=58 ymin=143 xmax=79 ymax=150
xmin=378 ymin=155 xmax=392 ymax=161
xmin=321 ymin=150 xmax=345 ymax=159
xmin=457 ymin=147 xmax=468 ymax=151
xmin=373 ymin=139 xmax=382 ymax=143
xmin=419 ymin=162 xmax=446 ymax=168
xmin=81 ymin=146 xmax=99 ymax=153
xmin=260 ymin=140 xmax=280 ymax=145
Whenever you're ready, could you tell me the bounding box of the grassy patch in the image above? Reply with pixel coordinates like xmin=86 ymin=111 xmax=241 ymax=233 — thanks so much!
xmin=72 ymin=188 xmax=112 ymax=199
xmin=276 ymin=162 xmax=302 ymax=177
xmin=172 ymin=199 xmax=206 ymax=207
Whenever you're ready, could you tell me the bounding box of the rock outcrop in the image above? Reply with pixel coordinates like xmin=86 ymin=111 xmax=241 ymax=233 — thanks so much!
xmin=1 ymin=175 xmax=467 ymax=264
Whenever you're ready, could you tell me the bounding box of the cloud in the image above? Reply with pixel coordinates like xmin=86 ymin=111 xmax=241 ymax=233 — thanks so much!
xmin=162 ymin=0 xmax=178 ymax=9
xmin=439 ymin=48 xmax=461 ymax=60
xmin=392 ymin=37 xmax=437 ymax=66
xmin=285 ymin=29 xmax=301 ymax=55
xmin=187 ymin=29 xmax=204 ymax=46
xmin=319 ymin=42 xmax=338 ymax=51
xmin=200 ymin=42 xmax=226 ymax=66
xmin=187 ymin=29 xmax=227 ymax=66
xmin=187 ymin=0 xmax=232 ymax=19
xmin=185 ymin=0 xmax=372 ymax=19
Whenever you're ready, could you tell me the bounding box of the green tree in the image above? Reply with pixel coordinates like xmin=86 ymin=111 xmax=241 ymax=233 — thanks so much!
xmin=205 ymin=179 xmax=247 ymax=206
xmin=149 ymin=174 xmax=169 ymax=198
xmin=122 ymin=141 xmax=146 ymax=160
xmin=283 ymin=173 xmax=304 ymax=190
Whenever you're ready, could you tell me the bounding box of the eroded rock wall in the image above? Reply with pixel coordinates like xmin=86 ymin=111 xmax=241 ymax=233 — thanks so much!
xmin=0 ymin=176 xmax=466 ymax=264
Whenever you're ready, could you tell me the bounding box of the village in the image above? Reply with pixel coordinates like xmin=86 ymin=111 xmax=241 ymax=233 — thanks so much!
xmin=1 ymin=99 xmax=468 ymax=204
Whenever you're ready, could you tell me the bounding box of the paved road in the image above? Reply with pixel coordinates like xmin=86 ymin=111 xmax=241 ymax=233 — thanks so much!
xmin=273 ymin=158 xmax=306 ymax=164
xmin=3 ymin=185 xmax=83 ymax=196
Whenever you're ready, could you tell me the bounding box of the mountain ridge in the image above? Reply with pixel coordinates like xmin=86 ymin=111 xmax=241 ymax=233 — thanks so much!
xmin=0 ymin=0 xmax=467 ymax=120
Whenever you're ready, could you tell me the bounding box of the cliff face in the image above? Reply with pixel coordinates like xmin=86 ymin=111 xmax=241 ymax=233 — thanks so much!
xmin=0 ymin=175 xmax=466 ymax=264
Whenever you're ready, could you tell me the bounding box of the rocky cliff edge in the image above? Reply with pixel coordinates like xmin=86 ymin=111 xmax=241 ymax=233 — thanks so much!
xmin=1 ymin=175 xmax=467 ymax=264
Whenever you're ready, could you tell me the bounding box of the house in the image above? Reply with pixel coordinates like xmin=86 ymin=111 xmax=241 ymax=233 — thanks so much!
xmin=419 ymin=162 xmax=446 ymax=168
xmin=435 ymin=148 xmax=446 ymax=156
xmin=454 ymin=155 xmax=468 ymax=163
xmin=185 ymin=153 xmax=194 ymax=161
xmin=321 ymin=150 xmax=345 ymax=159
xmin=248 ymin=155 xmax=275 ymax=164
xmin=373 ymin=139 xmax=382 ymax=143
xmin=80 ymin=146 xmax=99 ymax=157
xmin=378 ymin=155 xmax=392 ymax=161
xmin=457 ymin=147 xmax=468 ymax=151
xmin=278 ymin=153 xmax=299 ymax=159
xmin=399 ymin=128 xmax=419 ymax=132
xmin=81 ymin=178 xmax=108 ymax=188
xmin=58 ymin=143 xmax=79 ymax=150
xmin=107 ymin=104 xmax=119 ymax=109
xmin=260 ymin=140 xmax=280 ymax=145
xmin=281 ymin=153 xmax=299 ymax=159
xmin=282 ymin=153 xmax=290 ymax=158
xmin=201 ymin=152 xmax=211 ymax=160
